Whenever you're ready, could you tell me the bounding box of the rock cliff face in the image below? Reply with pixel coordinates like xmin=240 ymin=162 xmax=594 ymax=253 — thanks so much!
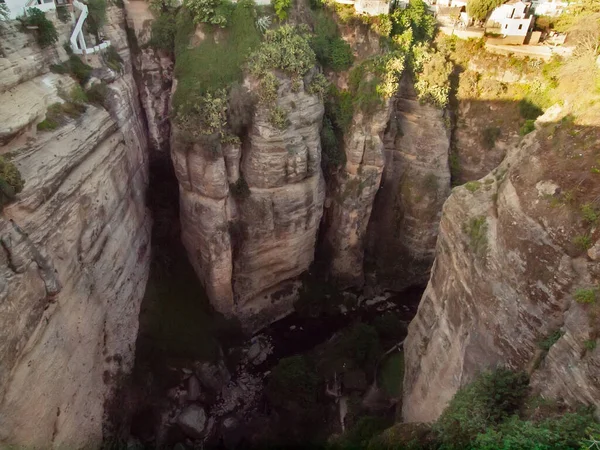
xmin=365 ymin=78 xmax=451 ymax=291
xmin=0 ymin=8 xmax=150 ymax=447
xmin=403 ymin=110 xmax=600 ymax=422
xmin=324 ymin=99 xmax=391 ymax=289
xmin=124 ymin=0 xmax=173 ymax=155
xmin=172 ymin=73 xmax=325 ymax=331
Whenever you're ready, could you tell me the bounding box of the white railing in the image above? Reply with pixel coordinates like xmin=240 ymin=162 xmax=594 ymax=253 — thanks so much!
xmin=70 ymin=0 xmax=110 ymax=55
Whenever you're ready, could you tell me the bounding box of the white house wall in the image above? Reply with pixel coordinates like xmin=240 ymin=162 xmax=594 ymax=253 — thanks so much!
xmin=500 ymin=15 xmax=533 ymax=35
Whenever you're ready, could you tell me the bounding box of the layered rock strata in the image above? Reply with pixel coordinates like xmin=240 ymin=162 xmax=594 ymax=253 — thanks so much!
xmin=0 ymin=8 xmax=151 ymax=447
xmin=172 ymin=73 xmax=325 ymax=331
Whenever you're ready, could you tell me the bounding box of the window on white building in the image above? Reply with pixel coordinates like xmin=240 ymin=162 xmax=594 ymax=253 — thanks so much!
xmin=518 ymin=24 xmax=523 ymax=29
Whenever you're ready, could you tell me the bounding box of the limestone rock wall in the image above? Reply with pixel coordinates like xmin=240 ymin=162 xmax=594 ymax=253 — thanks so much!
xmin=124 ymin=0 xmax=173 ymax=155
xmin=365 ymin=77 xmax=451 ymax=291
xmin=0 ymin=8 xmax=150 ymax=447
xmin=403 ymin=115 xmax=600 ymax=422
xmin=172 ymin=73 xmax=325 ymax=331
xmin=324 ymin=99 xmax=391 ymax=289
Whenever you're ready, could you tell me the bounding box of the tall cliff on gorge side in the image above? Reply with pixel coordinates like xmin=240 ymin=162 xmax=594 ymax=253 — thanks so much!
xmin=0 ymin=6 xmax=151 ymax=447
xmin=321 ymin=22 xmax=396 ymax=289
xmin=365 ymin=76 xmax=451 ymax=291
xmin=403 ymin=103 xmax=600 ymax=422
xmin=124 ymin=0 xmax=173 ymax=155
xmin=171 ymin=20 xmax=325 ymax=331
xmin=401 ymin=32 xmax=600 ymax=423
xmin=320 ymin=3 xmax=448 ymax=291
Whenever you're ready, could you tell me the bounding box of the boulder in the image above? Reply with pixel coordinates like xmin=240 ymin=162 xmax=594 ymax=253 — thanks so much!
xmin=177 ymin=405 xmax=207 ymax=439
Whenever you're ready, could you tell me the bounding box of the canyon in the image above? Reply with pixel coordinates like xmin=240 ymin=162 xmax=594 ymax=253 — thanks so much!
xmin=0 ymin=0 xmax=598 ymax=448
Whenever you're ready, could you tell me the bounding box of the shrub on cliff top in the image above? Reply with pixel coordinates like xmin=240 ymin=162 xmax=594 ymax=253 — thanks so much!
xmin=22 ymin=8 xmax=58 ymax=48
xmin=247 ymin=25 xmax=315 ymax=78
xmin=434 ymin=368 xmax=529 ymax=449
xmin=348 ymin=52 xmax=405 ymax=113
xmin=172 ymin=1 xmax=260 ymax=133
xmin=310 ymin=11 xmax=353 ymax=72
xmin=0 ymin=157 xmax=24 ymax=210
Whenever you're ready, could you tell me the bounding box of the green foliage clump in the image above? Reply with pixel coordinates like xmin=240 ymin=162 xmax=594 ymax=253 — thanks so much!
xmin=519 ymin=119 xmax=536 ymax=136
xmin=150 ymin=13 xmax=177 ymax=52
xmin=86 ymin=0 xmax=107 ymax=44
xmin=266 ymin=355 xmax=319 ymax=414
xmin=272 ymin=0 xmax=291 ymax=21
xmin=336 ymin=416 xmax=392 ymax=449
xmin=391 ymin=0 xmax=435 ymax=44
xmin=311 ymin=11 xmax=353 ymax=72
xmin=173 ymin=2 xmax=261 ymax=135
xmin=307 ymin=72 xmax=329 ymax=98
xmin=334 ymin=323 xmax=382 ymax=373
xmin=584 ymin=339 xmax=597 ymax=351
xmin=22 ymin=8 xmax=58 ymax=48
xmin=0 ymin=157 xmax=25 ymax=210
xmin=379 ymin=352 xmax=404 ymax=397
xmin=466 ymin=0 xmax=503 ymax=22
xmin=574 ymin=288 xmax=597 ymax=304
xmin=580 ymin=203 xmax=599 ymax=224
xmin=68 ymin=55 xmax=93 ymax=83
xmin=518 ymin=99 xmax=543 ymax=120
xmin=183 ymin=0 xmax=231 ymax=26
xmin=349 ymin=52 xmax=405 ymax=113
xmin=370 ymin=14 xmax=392 ymax=37
xmin=573 ymin=234 xmax=592 ymax=251
xmin=149 ymin=0 xmax=178 ymax=14
xmin=473 ymin=410 xmax=600 ymax=450
xmin=413 ymin=50 xmax=453 ymax=108
xmin=464 ymin=215 xmax=488 ymax=257
xmin=248 ymin=25 xmax=315 ymax=79
xmin=465 ymin=181 xmax=481 ymax=192
xmin=320 ymin=85 xmax=350 ymax=172
xmin=51 ymin=55 xmax=94 ymax=84
xmin=269 ymin=105 xmax=288 ymax=129
xmin=434 ymin=368 xmax=529 ymax=449
xmin=37 ymin=97 xmax=87 ymax=132
xmin=229 ymin=176 xmax=250 ymax=199
xmin=86 ymin=82 xmax=109 ymax=107
xmin=539 ymin=329 xmax=563 ymax=352
xmin=102 ymin=46 xmax=123 ymax=72
xmin=481 ymin=127 xmax=500 ymax=149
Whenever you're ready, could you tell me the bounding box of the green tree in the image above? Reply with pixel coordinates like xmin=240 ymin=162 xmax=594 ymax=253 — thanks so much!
xmin=272 ymin=0 xmax=291 ymax=21
xmin=86 ymin=0 xmax=107 ymax=44
xmin=391 ymin=0 xmax=435 ymax=45
xmin=23 ymin=8 xmax=59 ymax=48
xmin=150 ymin=12 xmax=177 ymax=52
xmin=466 ymin=0 xmax=503 ymax=23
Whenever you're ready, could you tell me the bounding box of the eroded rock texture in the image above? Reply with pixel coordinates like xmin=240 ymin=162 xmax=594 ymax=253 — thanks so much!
xmin=403 ymin=116 xmax=600 ymax=422
xmin=324 ymin=100 xmax=391 ymax=289
xmin=0 ymin=8 xmax=150 ymax=447
xmin=366 ymin=78 xmax=451 ymax=291
xmin=172 ymin=73 xmax=325 ymax=331
xmin=125 ymin=0 xmax=173 ymax=155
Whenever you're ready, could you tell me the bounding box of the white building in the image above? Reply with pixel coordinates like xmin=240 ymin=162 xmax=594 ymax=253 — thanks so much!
xmin=3 ymin=0 xmax=57 ymax=20
xmin=487 ymin=0 xmax=534 ymax=39
xmin=531 ymin=0 xmax=567 ymax=16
